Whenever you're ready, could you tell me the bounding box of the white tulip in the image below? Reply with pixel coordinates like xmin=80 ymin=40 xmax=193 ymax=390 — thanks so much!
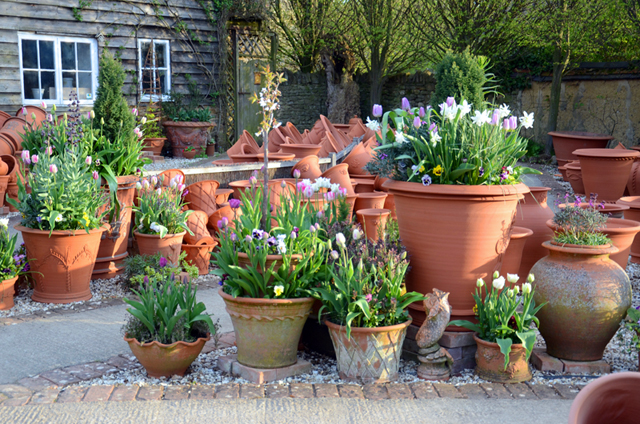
xmin=492 ymin=276 xmax=505 ymax=290
xmin=353 ymin=228 xmax=362 ymax=240
xmin=493 ymin=270 xmax=500 ymax=279
xmin=335 ymin=233 xmax=346 ymax=248
xmin=527 ymin=273 xmax=535 ymax=283
xmin=507 ymin=274 xmax=519 ymax=284
xmin=476 ymin=278 xmax=484 ymax=288
xmin=522 ymin=282 xmax=532 ymax=295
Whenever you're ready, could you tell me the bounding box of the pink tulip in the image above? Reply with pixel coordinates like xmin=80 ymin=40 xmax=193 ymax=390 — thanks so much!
xmin=92 ymin=171 xmax=99 ymax=180
xmin=31 ymin=155 xmax=38 ymax=164
xmin=49 ymin=164 xmax=57 ymax=174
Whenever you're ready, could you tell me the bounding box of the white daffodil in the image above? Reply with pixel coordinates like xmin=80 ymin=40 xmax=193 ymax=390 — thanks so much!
xmin=519 ymin=111 xmax=534 ymax=129
xmin=365 ymin=117 xmax=381 ymax=132
xmin=471 ymin=110 xmax=492 ymax=126
xmin=441 ymin=104 xmax=458 ymax=121
xmin=522 ymin=282 xmax=532 ymax=295
xmin=430 ymin=131 xmax=442 ymax=147
xmin=459 ymin=100 xmax=472 ymax=117
xmin=492 ymin=276 xmax=506 ymax=290
xmin=330 ymin=183 xmax=340 ymax=193
xmin=0 ymin=218 xmax=8 ymax=228
xmin=498 ymin=103 xmax=511 ymax=119
xmin=274 ymin=285 xmax=284 ymax=297
xmin=395 ymin=131 xmax=407 ymax=144
xmin=507 ymin=273 xmax=519 ymax=284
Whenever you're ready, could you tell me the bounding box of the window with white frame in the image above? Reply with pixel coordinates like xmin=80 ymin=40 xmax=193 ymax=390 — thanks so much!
xmin=138 ymin=39 xmax=171 ymax=101
xmin=18 ymin=33 xmax=98 ymax=105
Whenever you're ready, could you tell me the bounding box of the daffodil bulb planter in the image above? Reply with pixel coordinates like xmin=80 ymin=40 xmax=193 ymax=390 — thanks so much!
xmin=219 ymin=288 xmax=314 ymax=369
xmin=17 ymin=225 xmax=107 ymax=304
xmin=381 ymin=180 xmax=530 ymax=328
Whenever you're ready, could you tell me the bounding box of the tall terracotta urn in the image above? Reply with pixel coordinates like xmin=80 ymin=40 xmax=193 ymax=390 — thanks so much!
xmin=548 ymin=131 xmax=613 ymax=167
xmin=382 ymin=180 xmax=528 ymax=327
xmin=565 ymin=162 xmax=585 ymax=196
xmin=514 ymin=187 xmax=554 ymax=279
xmin=530 ymin=241 xmax=631 ymax=360
xmin=573 ymin=149 xmax=639 ymax=202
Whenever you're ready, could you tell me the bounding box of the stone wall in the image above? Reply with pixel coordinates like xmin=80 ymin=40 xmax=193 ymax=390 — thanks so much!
xmin=277 ymin=71 xmax=327 ymax=131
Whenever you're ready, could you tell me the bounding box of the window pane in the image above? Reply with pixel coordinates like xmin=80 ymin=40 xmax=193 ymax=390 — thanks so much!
xmin=141 ymin=69 xmax=152 ymax=94
xmin=23 ymin=71 xmax=39 ymax=99
xmin=155 ymin=42 xmax=166 ymax=68
xmin=21 ymin=40 xmax=38 ymax=69
xmin=41 ymin=71 xmax=56 ymax=100
xmin=77 ymin=43 xmax=92 ymax=71
xmin=39 ymin=40 xmax=54 ymax=69
xmin=141 ymin=42 xmax=152 ymax=68
xmin=62 ymin=71 xmax=76 ymax=100
xmin=159 ymin=70 xmax=169 ymax=94
xmin=61 ymin=42 xmax=75 ymax=70
xmin=78 ymin=72 xmax=93 ymax=100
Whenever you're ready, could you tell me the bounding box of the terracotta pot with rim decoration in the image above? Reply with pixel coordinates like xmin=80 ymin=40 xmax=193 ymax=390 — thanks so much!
xmin=134 ymin=231 xmax=186 ymax=267
xmin=184 ymin=180 xmax=220 ymax=217
xmin=568 ymin=372 xmax=640 ymax=424
xmin=292 ymin=155 xmax=322 ymax=180
xmin=162 ymin=121 xmax=215 ymax=158
xmin=356 ymin=208 xmax=390 ymax=242
xmin=473 ymin=334 xmax=532 ymax=383
xmin=219 ymin=288 xmax=314 ymax=368
xmin=501 ymin=226 xmax=533 ymax=277
xmin=182 ymin=237 xmax=217 ymax=275
xmin=353 ymin=192 xmax=387 ymax=212
xmin=184 ymin=210 xmax=212 ymax=245
xmin=617 ymin=196 xmax=640 ymax=263
xmin=573 ymin=148 xmax=640 ymax=202
xmin=325 ymin=319 xmax=411 ymax=383
xmin=342 ymin=143 xmax=373 ymax=175
xmin=530 ymin=241 xmax=631 ymax=360
xmin=0 ymin=276 xmax=18 ymax=310
xmin=321 ymin=163 xmax=355 ymax=195
xmin=279 ymin=144 xmax=321 ymax=158
xmin=18 ymin=225 xmax=107 ymax=303
xmin=559 ymin=202 xmax=629 ymax=219
xmin=383 ymin=180 xmax=529 ymax=327
xmin=142 ymin=137 xmax=166 ymax=155
xmin=514 ymin=187 xmax=555 ymax=278
xmin=548 ymin=131 xmax=613 ymax=167
xmin=125 ymin=333 xmax=210 ymax=378
xmin=565 ymin=161 xmax=585 ymax=196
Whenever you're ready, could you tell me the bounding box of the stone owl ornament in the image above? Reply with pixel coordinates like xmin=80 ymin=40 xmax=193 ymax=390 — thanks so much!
xmin=416 ymin=289 xmax=453 ymax=381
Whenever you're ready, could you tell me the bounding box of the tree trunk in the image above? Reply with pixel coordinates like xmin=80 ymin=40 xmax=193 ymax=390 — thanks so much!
xmin=321 ymin=44 xmax=360 ymax=123
xmin=545 ymin=46 xmax=565 ymax=154
xmin=260 ymin=129 xmax=269 ymax=231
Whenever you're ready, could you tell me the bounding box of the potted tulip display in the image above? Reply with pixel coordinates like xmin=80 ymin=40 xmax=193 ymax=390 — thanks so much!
xmin=366 ymin=97 xmax=540 ymax=326
xmin=0 ymin=218 xmax=27 ymax=310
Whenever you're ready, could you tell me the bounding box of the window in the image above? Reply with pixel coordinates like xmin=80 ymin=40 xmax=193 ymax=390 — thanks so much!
xmin=138 ymin=40 xmax=171 ymax=101
xmin=18 ymin=33 xmax=98 ymax=105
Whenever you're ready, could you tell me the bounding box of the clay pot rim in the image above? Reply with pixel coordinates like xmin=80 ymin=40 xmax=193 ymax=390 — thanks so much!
xmin=293 ymin=155 xmax=320 ymax=167
xmin=354 ymin=192 xmax=387 ymax=199
xmin=617 ymin=196 xmax=640 ymax=208
xmin=473 ymin=333 xmax=526 ymax=350
xmin=558 ymin=202 xmax=629 ymax=213
xmin=186 ymin=179 xmax=220 ymax=189
xmin=256 ymin=153 xmax=296 ymax=161
xmin=182 ymin=242 xmax=218 ymax=248
xmin=573 ymin=148 xmax=640 ymax=159
xmin=542 ymin=240 xmax=618 ymax=255
xmin=15 ymin=225 xmax=107 ymax=236
xmin=133 ymin=230 xmax=187 ymax=239
xmin=124 ymin=332 xmax=211 ymax=349
xmin=548 ymin=131 xmax=615 ymax=141
xmin=279 ymin=144 xmax=321 ymax=150
xmin=218 ymin=287 xmax=313 ymax=304
xmin=162 ymin=121 xmax=215 ymax=128
xmin=355 ymin=208 xmax=391 ymax=216
xmin=565 ymin=162 xmax=581 ymax=170
xmin=546 ymin=217 xmax=640 ymax=234
xmin=143 ymin=137 xmax=167 ymax=142
xmin=382 ymin=180 xmax=530 ymax=197
xmin=511 ymin=226 xmax=534 ymax=238
xmin=324 ymin=317 xmax=412 ymax=334
xmin=351 ymin=178 xmax=374 ymax=184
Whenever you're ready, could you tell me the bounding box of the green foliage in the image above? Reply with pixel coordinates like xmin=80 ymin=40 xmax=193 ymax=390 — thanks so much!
xmin=161 ymin=75 xmax=212 ymax=122
xmin=432 ymin=50 xmax=487 ymax=109
xmin=552 ymin=195 xmax=610 ymax=246
xmin=133 ymin=175 xmax=192 ymax=238
xmin=0 ymin=220 xmax=22 ymax=281
xmin=525 ymin=138 xmax=545 ymax=157
xmin=93 ymin=52 xmax=136 ymax=145
xmin=623 ymin=306 xmax=640 ymax=351
xmin=124 ymin=252 xmax=198 ymax=289
xmin=139 ymin=104 xmax=164 ymax=139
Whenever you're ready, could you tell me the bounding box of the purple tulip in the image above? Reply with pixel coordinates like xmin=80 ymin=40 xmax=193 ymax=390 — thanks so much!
xmin=428 ymin=123 xmax=437 ymax=133
xmin=509 ymin=116 xmax=518 ymax=129
xmin=372 ymin=104 xmax=383 ymax=117
xmin=418 ymin=107 xmax=425 ymax=118
xmin=143 ymin=276 xmax=149 ymax=284
xmin=293 ymin=169 xmax=301 ymax=179
xmin=159 ymin=257 xmax=168 ymax=268
xmin=446 ymin=97 xmax=455 ymax=107
xmin=490 ymin=109 xmax=500 ymax=125
xmin=401 ymin=97 xmax=411 ymax=111
xmin=229 ymin=198 xmax=241 ymax=209
xmin=413 ymin=116 xmax=421 ymax=129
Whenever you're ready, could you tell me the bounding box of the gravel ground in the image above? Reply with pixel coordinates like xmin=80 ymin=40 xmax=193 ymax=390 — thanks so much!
xmin=143 ymin=156 xmax=221 ymax=172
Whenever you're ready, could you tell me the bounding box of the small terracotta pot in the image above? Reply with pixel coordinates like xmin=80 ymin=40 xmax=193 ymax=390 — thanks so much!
xmin=354 ymin=192 xmax=387 ymax=212
xmin=184 ymin=180 xmax=220 ymax=216
xmin=279 ymin=144 xmax=321 ymax=158
xmin=501 ymin=226 xmax=533 ymax=277
xmin=214 ymin=188 xmax=233 ymax=206
xmin=342 ymin=143 xmax=372 ymax=175
xmin=515 ymin=187 xmax=555 ymax=278
xmin=549 ymin=131 xmax=613 ymax=164
xmin=182 ymin=238 xmax=217 ymax=275
xmin=558 ymin=165 xmax=569 ymax=181
xmin=256 ymin=152 xmax=296 ymax=162
xmin=219 ymin=288 xmax=313 ymax=368
xmin=292 ymin=155 xmax=322 ymax=180
xmin=352 ymin=179 xmax=375 ymax=194
xmin=142 ymin=137 xmax=166 ymax=155
xmin=565 ymin=161 xmax=585 ymax=195
xmin=574 ymin=148 xmax=640 ymax=202
xmin=383 ymin=193 xmax=396 ymax=219
xmin=125 ymin=333 xmax=210 ymax=378
xmin=1 ymin=154 xmax=17 ymax=184
xmin=134 ymin=231 xmax=186 ymax=266
xmin=184 ymin=210 xmax=212 ymax=245
xmin=206 ymin=144 xmax=216 ymax=156
xmin=182 ymin=150 xmax=197 ymax=159
xmin=0 ymin=276 xmax=18 ymax=310
xmin=473 ymin=334 xmax=532 ymax=383
xmin=356 ymin=208 xmax=391 ymax=242
xmin=6 ymin=183 xmax=18 ymax=211
xmin=568 ymin=372 xmax=640 ymax=424
xmin=208 ymin=205 xmax=238 ymax=235
xmin=321 ymin=164 xmax=354 ymax=195
xmin=617 ymin=196 xmax=640 ymax=263
xmin=162 ymin=121 xmax=214 ymax=158
xmin=325 ymin=319 xmax=411 ymax=383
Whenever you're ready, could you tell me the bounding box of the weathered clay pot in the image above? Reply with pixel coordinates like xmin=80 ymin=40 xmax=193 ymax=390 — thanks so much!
xmin=501 ymin=226 xmax=533 ymax=277
xmin=356 ymin=208 xmax=390 ymax=242
xmin=292 ymin=155 xmax=322 ymax=180
xmin=352 ymin=178 xmax=375 ymax=193
xmin=574 ymin=148 xmax=639 ymax=202
xmin=184 ymin=210 xmax=212 ymax=245
xmin=565 ymin=162 xmax=585 ymax=195
xmin=162 ymin=121 xmax=214 ymax=158
xmin=530 ymin=241 xmax=631 ymax=361
xmin=208 ymin=205 xmax=238 ymax=234
xmin=627 ymin=157 xmax=640 ymax=196
xmin=1 ymin=154 xmax=17 ymax=184
xmin=182 ymin=238 xmax=217 ymax=275
xmin=473 ymin=334 xmax=532 ymax=383
xmin=0 ymin=135 xmax=14 ymax=155
xmin=18 ymin=225 xmax=106 ymax=304
xmin=219 ymin=288 xmax=313 ymax=368
xmin=514 ymin=187 xmax=554 ymax=279
xmin=206 ymin=144 xmax=216 ymax=156
xmin=325 ymin=319 xmax=411 ymax=383
xmin=2 ymin=117 xmax=30 ymax=151
xmin=184 ymin=180 xmax=220 ymax=216
xmin=214 ymin=188 xmax=233 ymax=206
xmin=617 ymin=196 xmax=640 ymax=263
xmin=353 ymin=192 xmax=387 ymax=212
xmin=383 ymin=180 xmax=528 ymax=327
xmin=125 ymin=333 xmax=210 ymax=378
xmin=568 ymin=372 xmax=640 ymax=424
xmin=342 ymin=143 xmax=372 ymax=175
xmin=134 ymin=231 xmax=186 ymax=267
xmin=182 ymin=149 xmax=197 ymax=159
xmin=279 ymin=144 xmax=321 ymax=159
xmin=549 ymin=131 xmax=613 ymax=165
xmin=321 ymin=164 xmax=354 ymax=195
xmin=0 ymin=276 xmax=18 ymax=310
xmin=142 ymin=137 xmax=166 ymax=155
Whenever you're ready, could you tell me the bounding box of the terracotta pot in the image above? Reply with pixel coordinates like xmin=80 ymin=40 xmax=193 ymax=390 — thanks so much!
xmin=158 ymin=169 xmax=186 ymax=187
xmin=208 ymin=205 xmax=238 ymax=235
xmin=549 ymin=131 xmax=614 ymax=164
xmin=6 ymin=183 xmax=18 ymax=211
xmin=256 ymin=152 xmax=296 ymax=162
xmin=353 ymin=174 xmax=376 ymax=181
xmin=236 ymin=252 xmax=301 ymax=275
xmin=229 ymin=153 xmax=259 ymax=163
xmin=628 ymin=157 xmax=640 ymax=196
xmin=353 ymin=192 xmax=387 ymax=212
xmin=356 ymin=208 xmax=390 ymax=242
xmin=344 ymin=193 xmax=358 ymax=222
xmin=473 ymin=334 xmax=532 ymax=383
xmin=515 ymin=187 xmax=555 ymax=279
xmin=342 ymin=143 xmax=372 ymax=175
xmin=1 ymin=154 xmax=17 ymax=184
xmin=0 ymin=175 xmax=9 ymax=207
xmin=1 ymin=117 xmax=30 ymax=151
xmin=321 ymin=164 xmax=354 ymax=195
xmin=568 ymin=372 xmax=640 ymax=424
xmin=558 ymin=165 xmax=569 ymax=181
xmin=279 ymin=144 xmax=321 ymax=159
xmin=125 ymin=333 xmax=210 ymax=378
xmin=617 ymin=196 xmax=640 ymax=263
xmin=352 ymin=178 xmax=375 ymax=193
xmin=530 ymin=241 xmax=631 ymax=361
xmin=142 ymin=137 xmax=166 ymax=155
xmin=206 ymin=144 xmax=216 ymax=156
xmin=559 ymin=202 xmax=629 ymax=219
xmin=214 ymin=188 xmax=233 ymax=206
xmin=325 ymin=319 xmax=411 ymax=383
xmin=16 ymin=106 xmax=47 ymax=128
xmin=0 ymin=135 xmax=14 ymax=156
xmin=162 ymin=121 xmax=214 ymax=158
xmin=93 ymin=175 xmax=138 ymax=278
xmin=184 ymin=180 xmax=220 ymax=216
xmin=0 ymin=276 xmax=18 ymax=310
xmin=219 ymin=288 xmax=313 ymax=368
xmin=229 ymin=180 xmax=251 ymax=200
xmin=182 ymin=238 xmax=217 ymax=275
xmin=0 ymin=111 xmax=10 ymax=128
xmin=184 ymin=210 xmax=212 ymax=245
xmin=374 ymin=176 xmax=389 ymax=191
xmin=501 ymin=226 xmax=533 ymax=277
xmin=292 ymin=155 xmax=322 ymax=180
xmin=18 ymin=225 xmax=106 ymax=304
xmin=0 ymin=157 xmax=8 ymax=176
xmin=383 ymin=180 xmax=528 ymax=327
xmin=182 ymin=149 xmax=197 ymax=159
xmin=574 ymin=148 xmax=639 ymax=202
xmin=134 ymin=231 xmax=186 ymax=267
xmin=565 ymin=161 xmax=585 ymax=195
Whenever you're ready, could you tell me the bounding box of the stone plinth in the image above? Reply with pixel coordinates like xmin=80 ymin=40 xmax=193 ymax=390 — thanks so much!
xmin=531 ymin=348 xmax=611 ymax=374
xmin=404 ymin=325 xmax=477 ymax=375
xmin=218 ymin=355 xmax=312 ymax=384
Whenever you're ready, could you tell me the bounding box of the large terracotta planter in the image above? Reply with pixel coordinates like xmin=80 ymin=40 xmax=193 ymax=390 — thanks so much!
xmin=573 ymin=148 xmax=639 ymax=202
xmin=292 ymin=155 xmax=322 ymax=180
xmin=184 ymin=180 xmax=220 ymax=217
xmin=353 ymin=192 xmax=387 ymax=212
xmin=134 ymin=231 xmax=186 ymax=267
xmin=627 ymin=157 xmax=640 ymax=196
xmin=325 ymin=319 xmax=411 ymax=383
xmin=352 ymin=178 xmax=375 ymax=193
xmin=617 ymin=196 xmax=640 ymax=263
xmin=0 ymin=276 xmax=18 ymax=310
xmin=356 ymin=208 xmax=390 ymax=242
xmin=279 ymin=144 xmax=321 ymax=159
xmin=125 ymin=333 xmax=210 ymax=378
xmin=142 ymin=137 xmax=166 ymax=155
xmin=18 ymin=225 xmax=106 ymax=304
xmin=530 ymin=241 xmax=631 ymax=361
xmin=549 ymin=131 xmax=613 ymax=166
xmin=182 ymin=239 xmax=217 ymax=275
xmin=321 ymin=164 xmax=355 ymax=195
xmin=383 ymin=180 xmax=528 ymax=327
xmin=219 ymin=288 xmax=313 ymax=368
xmin=568 ymin=372 xmax=640 ymax=424
xmin=501 ymin=226 xmax=533 ymax=277
xmin=93 ymin=175 xmax=138 ymax=278
xmin=162 ymin=121 xmax=214 ymax=158
xmin=473 ymin=334 xmax=532 ymax=383
xmin=565 ymin=162 xmax=585 ymax=196
xmin=514 ymin=187 xmax=554 ymax=279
